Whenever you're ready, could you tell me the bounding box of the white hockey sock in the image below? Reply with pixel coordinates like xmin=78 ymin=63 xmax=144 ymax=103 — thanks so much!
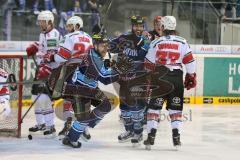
xmin=146 ymin=109 xmax=160 ymax=133
xmin=35 ymin=109 xmax=45 ymax=125
xmin=33 ymin=95 xmax=45 ymax=125
xmin=169 ymin=109 xmax=182 ymax=131
xmin=43 ymin=109 xmax=54 ymax=127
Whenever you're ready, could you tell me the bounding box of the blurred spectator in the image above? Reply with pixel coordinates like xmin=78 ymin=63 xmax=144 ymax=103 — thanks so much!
xmin=18 ymin=0 xmax=25 ymax=11
xmin=220 ymin=3 xmax=227 ymax=18
xmin=15 ymin=0 xmax=57 ymax=15
xmin=57 ymin=0 xmax=75 ymax=35
xmin=33 ymin=0 xmax=57 ymax=15
xmin=225 ymin=0 xmax=236 ymax=18
xmin=2 ymin=0 xmax=16 ymax=40
xmin=237 ymin=0 xmax=240 ymax=17
xmin=74 ymin=0 xmax=88 ymax=13
xmin=88 ymin=0 xmax=101 ymax=31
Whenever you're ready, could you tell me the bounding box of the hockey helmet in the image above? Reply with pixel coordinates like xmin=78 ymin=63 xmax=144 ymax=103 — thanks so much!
xmin=66 ymin=16 xmax=84 ymax=30
xmin=161 ymin=16 xmax=176 ymax=31
xmin=154 ymin=16 xmax=162 ymax=23
xmin=37 ymin=10 xmax=54 ymax=23
xmin=131 ymin=15 xmax=145 ymax=25
xmin=92 ymin=33 xmax=109 ymax=44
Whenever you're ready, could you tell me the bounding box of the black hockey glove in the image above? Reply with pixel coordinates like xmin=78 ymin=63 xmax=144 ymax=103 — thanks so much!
xmin=7 ymin=74 xmax=17 ymax=91
xmin=113 ymin=54 xmax=134 ymax=74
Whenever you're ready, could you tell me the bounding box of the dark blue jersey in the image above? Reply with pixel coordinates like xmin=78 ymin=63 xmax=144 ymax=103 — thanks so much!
xmin=110 ymin=33 xmax=150 ymax=78
xmin=69 ymin=49 xmax=119 ymax=88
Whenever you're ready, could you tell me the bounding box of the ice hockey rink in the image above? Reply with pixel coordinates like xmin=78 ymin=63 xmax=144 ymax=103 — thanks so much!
xmin=0 ymin=104 xmax=239 ymax=160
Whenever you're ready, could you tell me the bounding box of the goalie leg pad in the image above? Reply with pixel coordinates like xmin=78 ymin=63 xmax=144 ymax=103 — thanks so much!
xmin=0 ymin=97 xmax=11 ymax=120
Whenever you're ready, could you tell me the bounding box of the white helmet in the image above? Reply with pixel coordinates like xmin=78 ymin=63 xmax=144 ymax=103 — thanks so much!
xmin=161 ymin=16 xmax=176 ymax=30
xmin=66 ymin=16 xmax=83 ymax=30
xmin=37 ymin=10 xmax=54 ymax=23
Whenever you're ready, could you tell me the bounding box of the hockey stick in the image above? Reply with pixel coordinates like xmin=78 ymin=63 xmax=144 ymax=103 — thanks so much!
xmin=20 ymin=55 xmax=42 ymax=123
xmin=20 ymin=93 xmax=41 ymax=123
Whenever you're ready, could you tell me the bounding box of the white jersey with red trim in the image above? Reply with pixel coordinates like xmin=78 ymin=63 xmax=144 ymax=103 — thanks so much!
xmin=37 ymin=28 xmax=61 ymax=68
xmin=145 ymin=35 xmax=195 ymax=74
xmin=0 ymin=68 xmax=10 ymax=99
xmin=54 ymin=30 xmax=93 ymax=63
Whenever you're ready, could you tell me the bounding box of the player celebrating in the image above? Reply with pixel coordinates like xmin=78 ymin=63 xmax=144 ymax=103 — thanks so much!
xmin=143 ymin=16 xmax=196 ymax=149
xmin=59 ymin=33 xmax=130 ymax=148
xmin=26 ymin=10 xmax=61 ymax=136
xmin=110 ymin=15 xmax=150 ymax=145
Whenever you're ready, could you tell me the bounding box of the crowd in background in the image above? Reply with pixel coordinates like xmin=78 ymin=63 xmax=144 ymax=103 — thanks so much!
xmin=1 ymin=0 xmax=106 ymax=35
xmin=212 ymin=0 xmax=240 ymax=18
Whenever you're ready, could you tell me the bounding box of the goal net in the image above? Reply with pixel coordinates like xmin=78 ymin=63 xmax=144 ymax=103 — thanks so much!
xmin=0 ymin=53 xmax=23 ymax=137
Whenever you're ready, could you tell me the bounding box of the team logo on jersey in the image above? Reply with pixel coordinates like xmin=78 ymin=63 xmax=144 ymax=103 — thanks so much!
xmin=172 ymin=97 xmax=181 ymax=104
xmin=47 ymin=39 xmax=57 ymax=47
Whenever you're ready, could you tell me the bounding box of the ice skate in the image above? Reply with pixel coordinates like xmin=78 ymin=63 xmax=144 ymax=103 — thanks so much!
xmin=43 ymin=125 xmax=56 ymax=138
xmin=80 ymin=127 xmax=91 ymax=142
xmin=118 ymin=131 xmax=134 ymax=143
xmin=62 ymin=136 xmax=81 ymax=148
xmin=172 ymin=128 xmax=181 ymax=150
xmin=58 ymin=117 xmax=72 ymax=140
xmin=131 ymin=133 xmax=143 ymax=147
xmin=29 ymin=124 xmax=46 ymax=132
xmin=143 ymin=128 xmax=156 ymax=150
xmin=28 ymin=124 xmax=46 ymax=140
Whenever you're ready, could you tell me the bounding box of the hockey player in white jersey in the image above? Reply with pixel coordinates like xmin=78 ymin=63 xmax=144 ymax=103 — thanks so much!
xmin=143 ymin=16 xmax=196 ymax=149
xmin=0 ymin=68 xmax=11 ymax=120
xmin=26 ymin=10 xmax=61 ymax=136
xmin=51 ymin=16 xmax=93 ymax=63
xmin=43 ymin=15 xmax=93 ymax=139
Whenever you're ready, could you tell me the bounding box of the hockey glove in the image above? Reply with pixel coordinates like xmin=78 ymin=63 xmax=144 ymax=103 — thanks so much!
xmin=184 ymin=73 xmax=196 ymax=90
xmin=26 ymin=42 xmax=39 ymax=57
xmin=113 ymin=54 xmax=134 ymax=74
xmin=7 ymin=74 xmax=17 ymax=91
xmin=36 ymin=64 xmax=52 ymax=80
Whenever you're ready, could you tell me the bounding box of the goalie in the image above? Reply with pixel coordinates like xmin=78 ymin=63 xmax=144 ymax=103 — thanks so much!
xmin=0 ymin=68 xmax=17 ymax=120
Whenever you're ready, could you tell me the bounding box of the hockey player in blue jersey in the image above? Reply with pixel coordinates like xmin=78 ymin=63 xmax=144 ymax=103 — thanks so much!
xmin=60 ymin=33 xmax=131 ymax=148
xmin=109 ymin=15 xmax=150 ymax=145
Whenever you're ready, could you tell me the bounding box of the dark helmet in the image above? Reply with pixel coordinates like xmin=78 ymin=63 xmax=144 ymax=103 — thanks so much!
xmin=130 ymin=15 xmax=145 ymax=25
xmin=92 ymin=33 xmax=109 ymax=44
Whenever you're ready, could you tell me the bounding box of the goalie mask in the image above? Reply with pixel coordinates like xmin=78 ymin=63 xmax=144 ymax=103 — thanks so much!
xmin=37 ymin=10 xmax=54 ymax=33
xmin=131 ymin=15 xmax=145 ymax=36
xmin=92 ymin=33 xmax=109 ymax=58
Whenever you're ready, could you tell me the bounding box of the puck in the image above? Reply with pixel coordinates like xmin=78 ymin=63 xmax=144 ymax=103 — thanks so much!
xmin=28 ymin=134 xmax=32 ymax=140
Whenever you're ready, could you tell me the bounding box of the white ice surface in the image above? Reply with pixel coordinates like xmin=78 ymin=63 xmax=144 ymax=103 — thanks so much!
xmin=0 ymin=105 xmax=240 ymax=160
